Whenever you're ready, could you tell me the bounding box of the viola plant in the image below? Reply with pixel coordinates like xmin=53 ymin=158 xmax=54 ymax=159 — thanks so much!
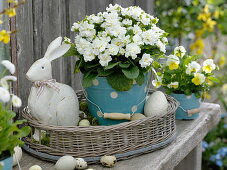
xmin=0 ymin=60 xmax=30 ymax=169
xmin=152 ymin=46 xmax=218 ymax=98
xmin=65 ymin=4 xmax=168 ymax=91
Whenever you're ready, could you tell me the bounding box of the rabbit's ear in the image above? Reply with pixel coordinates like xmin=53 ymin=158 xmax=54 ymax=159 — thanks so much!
xmin=46 ymin=44 xmax=71 ymax=61
xmin=44 ymin=37 xmax=62 ymax=58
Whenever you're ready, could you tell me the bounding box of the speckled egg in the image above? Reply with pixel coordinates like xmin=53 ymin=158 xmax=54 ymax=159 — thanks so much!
xmin=144 ymin=91 xmax=168 ymax=117
xmin=100 ymin=155 xmax=117 ymax=168
xmin=75 ymin=158 xmax=87 ymax=169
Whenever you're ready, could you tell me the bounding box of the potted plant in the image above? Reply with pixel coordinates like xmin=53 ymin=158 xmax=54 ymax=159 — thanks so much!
xmin=0 ymin=60 xmax=30 ymax=170
xmin=152 ymin=46 xmax=218 ymax=119
xmin=65 ymin=4 xmax=168 ymax=125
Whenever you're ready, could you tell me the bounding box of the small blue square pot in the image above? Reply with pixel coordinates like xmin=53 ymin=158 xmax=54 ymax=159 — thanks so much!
xmin=0 ymin=156 xmax=13 ymax=170
xmin=170 ymin=93 xmax=200 ymax=120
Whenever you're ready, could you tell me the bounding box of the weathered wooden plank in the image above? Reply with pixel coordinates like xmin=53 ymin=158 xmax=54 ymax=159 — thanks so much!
xmin=32 ymin=0 xmax=43 ymax=61
xmin=86 ymin=0 xmax=113 ymax=15
xmin=135 ymin=0 xmax=154 ymax=14
xmin=41 ymin=0 xmax=63 ymax=83
xmin=67 ymin=0 xmax=86 ymax=90
xmin=112 ymin=0 xmax=135 ymax=7
xmin=15 ymin=0 xmax=33 ymax=107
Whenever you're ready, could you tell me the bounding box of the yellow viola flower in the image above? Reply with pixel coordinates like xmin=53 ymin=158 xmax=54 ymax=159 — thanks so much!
xmin=202 ymin=59 xmax=216 ymax=73
xmin=152 ymin=76 xmax=162 ymax=88
xmin=5 ymin=8 xmax=16 ymax=17
xmin=190 ymin=39 xmax=205 ymax=55
xmin=167 ymin=82 xmax=179 ymax=89
xmin=192 ymin=73 xmax=205 ymax=85
xmin=186 ymin=61 xmax=201 ymax=75
xmin=218 ymin=56 xmax=226 ymax=68
xmin=0 ymin=30 xmax=10 ymax=44
xmin=174 ymin=46 xmax=186 ymax=57
xmin=166 ymin=55 xmax=180 ymax=70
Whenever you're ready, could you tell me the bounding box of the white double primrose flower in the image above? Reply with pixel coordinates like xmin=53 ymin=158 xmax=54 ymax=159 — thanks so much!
xmin=139 ymin=54 xmax=154 ymax=68
xmin=71 ymin=4 xmax=167 ymax=68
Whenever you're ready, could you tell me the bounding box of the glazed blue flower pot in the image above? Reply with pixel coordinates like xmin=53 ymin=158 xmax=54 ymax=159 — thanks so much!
xmin=0 ymin=157 xmax=13 ymax=170
xmin=85 ymin=77 xmax=148 ymax=125
xmin=170 ymin=93 xmax=200 ymax=120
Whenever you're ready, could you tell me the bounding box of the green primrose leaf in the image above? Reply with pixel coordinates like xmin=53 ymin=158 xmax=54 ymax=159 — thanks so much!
xmin=107 ymin=71 xmax=133 ymax=91
xmin=122 ymin=66 xmax=139 ymax=79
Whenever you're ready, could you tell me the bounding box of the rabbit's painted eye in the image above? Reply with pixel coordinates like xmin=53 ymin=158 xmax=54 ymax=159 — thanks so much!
xmin=41 ymin=66 xmax=45 ymax=69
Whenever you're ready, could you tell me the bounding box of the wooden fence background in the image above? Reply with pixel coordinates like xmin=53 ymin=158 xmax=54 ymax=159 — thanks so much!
xmin=11 ymin=0 xmax=154 ymax=106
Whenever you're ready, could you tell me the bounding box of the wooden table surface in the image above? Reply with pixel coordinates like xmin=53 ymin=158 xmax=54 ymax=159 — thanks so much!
xmin=13 ymin=103 xmax=221 ymax=170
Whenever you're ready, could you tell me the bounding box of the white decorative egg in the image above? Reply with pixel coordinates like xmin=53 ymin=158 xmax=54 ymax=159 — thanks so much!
xmin=29 ymin=165 xmax=42 ymax=170
xmin=144 ymin=91 xmax=168 ymax=117
xmin=100 ymin=155 xmax=117 ymax=168
xmin=55 ymin=156 xmax=76 ymax=170
xmin=78 ymin=119 xmax=90 ymax=126
xmin=13 ymin=146 xmax=22 ymax=166
xmin=131 ymin=113 xmax=146 ymax=121
xmin=75 ymin=158 xmax=87 ymax=169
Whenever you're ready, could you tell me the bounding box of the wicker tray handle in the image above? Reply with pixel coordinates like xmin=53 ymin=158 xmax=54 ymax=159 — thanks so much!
xmin=187 ymin=108 xmax=200 ymax=116
xmin=103 ymin=113 xmax=131 ymax=120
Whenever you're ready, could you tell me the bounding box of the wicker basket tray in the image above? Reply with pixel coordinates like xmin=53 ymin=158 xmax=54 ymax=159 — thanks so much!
xmin=22 ymin=91 xmax=179 ymax=163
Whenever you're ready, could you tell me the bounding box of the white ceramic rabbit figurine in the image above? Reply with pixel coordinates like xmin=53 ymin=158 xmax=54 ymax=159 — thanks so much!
xmin=26 ymin=37 xmax=80 ymax=126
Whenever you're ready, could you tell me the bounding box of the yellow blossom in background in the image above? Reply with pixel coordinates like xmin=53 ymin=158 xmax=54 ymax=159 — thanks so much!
xmin=207 ymin=79 xmax=214 ymax=86
xmin=195 ymin=29 xmax=204 ymax=37
xmin=202 ymin=91 xmax=212 ymax=99
xmin=0 ymin=30 xmax=10 ymax=44
xmin=197 ymin=12 xmax=210 ymax=22
xmin=203 ymin=18 xmax=216 ymax=31
xmin=204 ymin=5 xmax=209 ymax=13
xmin=190 ymin=38 xmax=205 ymax=55
xmin=7 ymin=0 xmax=18 ymax=4
xmin=192 ymin=73 xmax=206 ymax=85
xmin=218 ymin=56 xmax=226 ymax=68
xmin=221 ymin=84 xmax=227 ymax=95
xmin=0 ymin=20 xmax=3 ymax=24
xmin=213 ymin=9 xmax=220 ymax=19
xmin=5 ymin=8 xmax=16 ymax=17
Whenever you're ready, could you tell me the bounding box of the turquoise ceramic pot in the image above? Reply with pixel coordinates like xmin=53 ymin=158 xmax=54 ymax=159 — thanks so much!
xmin=0 ymin=157 xmax=13 ymax=170
xmin=170 ymin=93 xmax=200 ymax=120
xmin=85 ymin=76 xmax=148 ymax=125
